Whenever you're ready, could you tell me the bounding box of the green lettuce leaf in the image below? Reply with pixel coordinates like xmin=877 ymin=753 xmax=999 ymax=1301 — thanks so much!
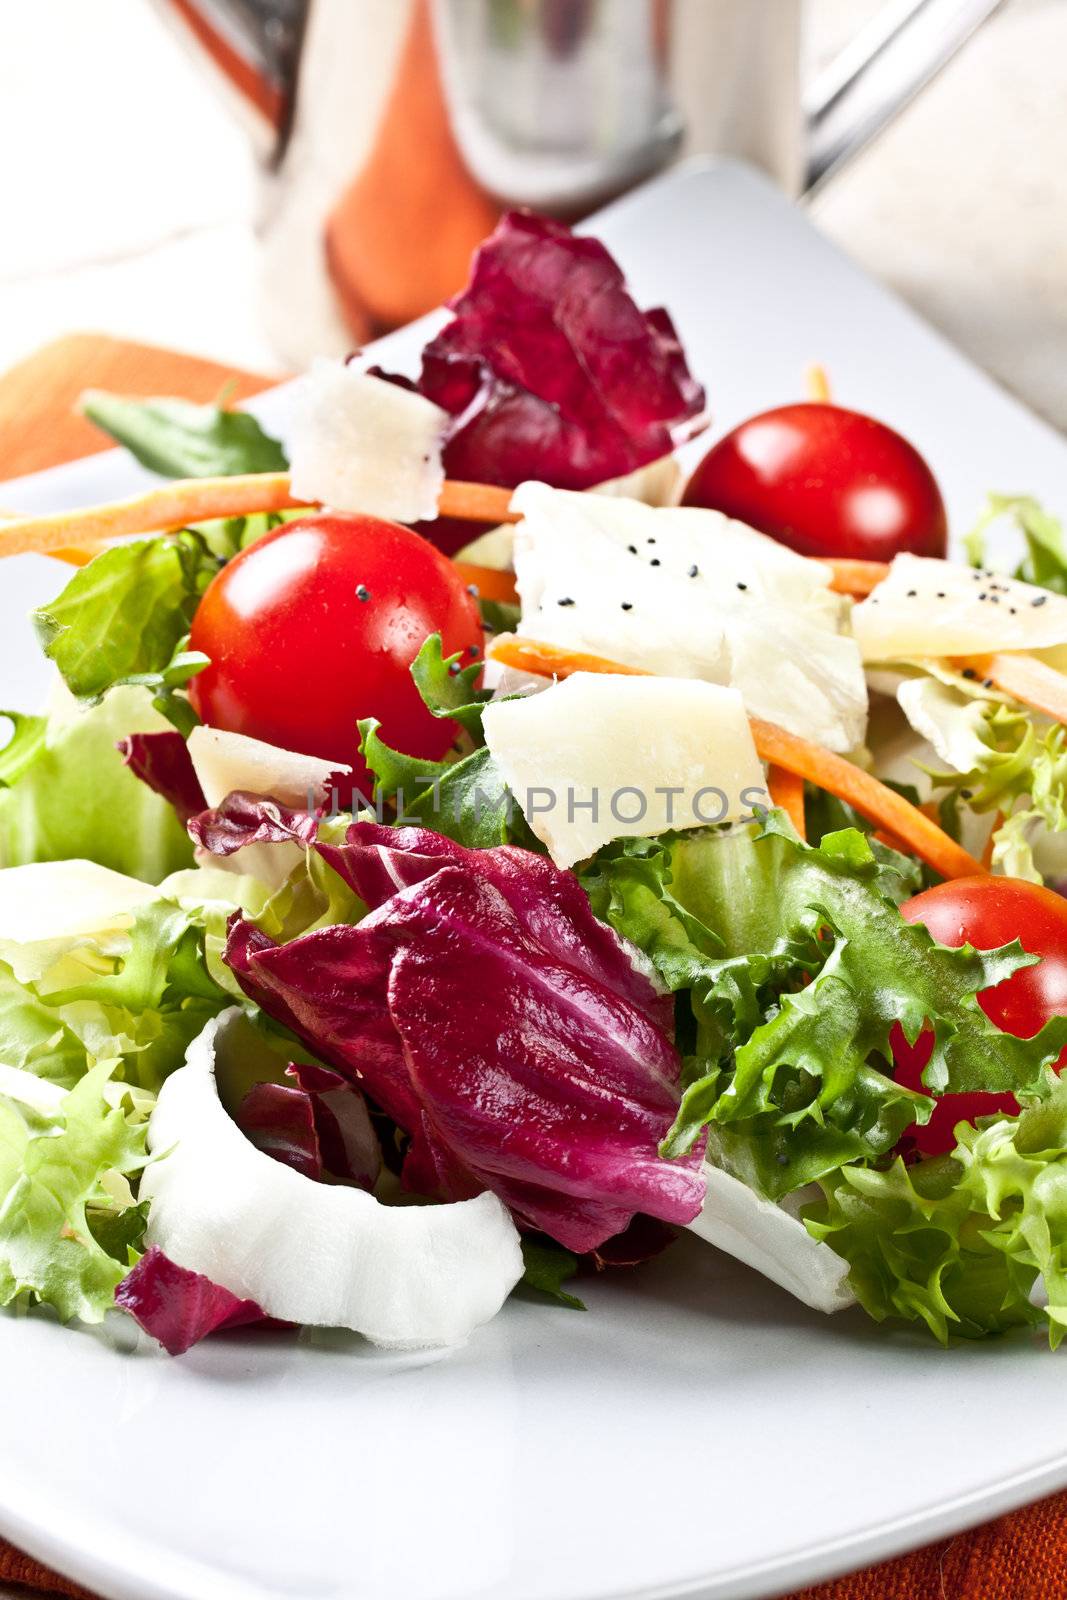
xmin=32 ymin=536 xmax=216 ymax=731
xmin=0 ymin=893 xmax=229 ymax=1095
xmin=80 ymin=391 xmax=287 ymax=478
xmin=519 ymin=1237 xmax=584 ymax=1310
xmin=0 ymin=687 xmax=194 ymax=881
xmin=356 ymin=635 xmax=537 ymax=850
xmin=807 ymin=1075 xmax=1067 ymax=1344
xmin=0 ymin=1061 xmax=150 ymax=1323
xmin=966 ymin=494 xmax=1067 ymax=595
xmin=916 ymin=691 xmax=1067 ymax=884
xmin=584 ymin=816 xmax=1067 ymax=1198
xmin=409 ymin=634 xmax=492 ymax=741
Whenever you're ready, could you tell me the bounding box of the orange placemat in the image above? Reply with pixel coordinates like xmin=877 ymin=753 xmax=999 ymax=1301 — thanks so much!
xmin=1 ymin=334 xmax=1066 ymax=1600
xmin=0 ymin=333 xmax=277 ymax=481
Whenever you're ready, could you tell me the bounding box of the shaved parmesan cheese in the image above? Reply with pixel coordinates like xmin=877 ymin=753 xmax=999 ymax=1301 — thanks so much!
xmin=482 ymin=673 xmax=767 ymax=868
xmin=187 ymin=727 xmax=349 ymax=885
xmin=142 ymin=1012 xmax=524 ymax=1349
xmin=288 ymin=360 xmax=447 ymax=523
xmin=853 ymin=553 xmax=1067 ymax=662
xmin=0 ymin=860 xmax=156 ymax=945
xmin=689 ymin=1163 xmax=855 ymax=1314
xmin=187 ymin=726 xmax=348 ymax=811
xmin=511 ymin=483 xmax=867 ymax=751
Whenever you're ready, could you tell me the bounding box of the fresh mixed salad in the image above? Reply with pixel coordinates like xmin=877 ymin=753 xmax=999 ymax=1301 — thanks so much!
xmin=4 ymin=212 xmax=1067 ymax=1355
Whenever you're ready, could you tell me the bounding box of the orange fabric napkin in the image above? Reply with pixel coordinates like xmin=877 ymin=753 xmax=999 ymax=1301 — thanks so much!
xmin=0 ymin=334 xmax=1064 ymax=1600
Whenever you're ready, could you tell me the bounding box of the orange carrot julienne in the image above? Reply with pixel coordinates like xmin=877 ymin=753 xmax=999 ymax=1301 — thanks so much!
xmin=981 ymin=810 xmax=1005 ymax=872
xmin=0 ymin=473 xmax=307 ymax=558
xmin=488 ymin=634 xmax=985 ymax=880
xmin=767 ymin=764 xmax=806 ymax=841
xmin=824 ymin=558 xmax=888 ymax=598
xmin=806 ymin=363 xmax=832 ymax=404
xmin=489 ymin=635 xmax=649 ymax=679
xmin=452 ymin=562 xmax=518 ymax=604
xmin=437 ymin=480 xmax=519 ymax=526
xmin=955 ymin=652 xmax=1067 ymax=725
xmin=0 ymin=475 xmax=518 ymax=561
xmin=747 ymin=716 xmax=984 ymax=880
xmin=5 ymin=469 xmax=886 ymax=602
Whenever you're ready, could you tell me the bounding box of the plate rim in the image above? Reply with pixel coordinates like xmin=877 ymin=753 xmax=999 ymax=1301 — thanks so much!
xmin=1 ymin=1408 xmax=1066 ymax=1600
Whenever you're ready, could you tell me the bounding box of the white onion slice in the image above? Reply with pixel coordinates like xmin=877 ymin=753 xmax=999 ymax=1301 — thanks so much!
xmin=688 ymin=1162 xmax=855 ymax=1314
xmin=141 ymin=1012 xmax=524 ymax=1349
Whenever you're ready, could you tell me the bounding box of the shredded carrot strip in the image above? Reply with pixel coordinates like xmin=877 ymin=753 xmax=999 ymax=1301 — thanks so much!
xmin=767 ymin=764 xmax=807 ymax=840
xmin=437 ymin=480 xmax=518 ymax=526
xmin=806 ymin=364 xmax=832 ymax=404
xmin=981 ymin=810 xmax=1005 ymax=871
xmin=824 ymin=558 xmax=888 ymax=598
xmin=489 ymin=636 xmax=649 ymax=679
xmin=955 ymin=652 xmax=1067 ymax=726
xmin=5 ymin=467 xmax=888 ymax=607
xmin=0 ymin=474 xmax=519 ymax=560
xmin=488 ymin=634 xmax=985 ymax=880
xmin=0 ymin=473 xmax=306 ymax=558
xmin=50 ymin=545 xmax=99 ymax=568
xmin=747 ymin=716 xmax=984 ymax=880
xmin=452 ymin=562 xmax=518 ymax=604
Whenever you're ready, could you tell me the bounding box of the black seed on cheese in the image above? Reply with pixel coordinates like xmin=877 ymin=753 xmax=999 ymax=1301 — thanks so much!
xmin=688 ymin=564 xmax=699 ymax=578
xmin=627 ymin=544 xmax=637 ymax=554
xmin=1033 ymin=595 xmax=1048 ymax=607
xmin=650 ymin=558 xmax=661 ymax=567
xmin=962 ymin=668 xmax=977 ymax=680
xmin=906 ymin=589 xmax=917 ymax=597
xmin=737 ymin=582 xmax=748 ymax=592
xmin=557 ymin=597 xmax=576 ymax=607
xmin=621 ymin=601 xmax=633 ymax=611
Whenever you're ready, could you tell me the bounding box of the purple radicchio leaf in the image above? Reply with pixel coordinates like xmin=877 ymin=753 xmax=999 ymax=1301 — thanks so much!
xmin=236 ymin=1068 xmax=381 ymax=1189
xmin=117 ymin=731 xmax=207 ymax=827
xmin=315 ymin=821 xmax=673 ymax=1034
xmin=235 ymin=1081 xmax=323 ymax=1180
xmin=115 ymin=1246 xmax=265 ymax=1355
xmin=188 ymin=791 xmax=321 ymax=856
xmin=223 ymin=838 xmax=704 ymax=1253
xmin=373 ymin=211 xmax=705 ymax=554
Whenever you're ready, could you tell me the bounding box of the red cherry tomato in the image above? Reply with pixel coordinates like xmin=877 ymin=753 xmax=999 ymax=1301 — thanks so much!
xmin=189 ymin=514 xmax=483 ymax=787
xmin=683 ymin=402 xmax=948 ymax=563
xmin=891 ymin=876 xmax=1067 ymax=1156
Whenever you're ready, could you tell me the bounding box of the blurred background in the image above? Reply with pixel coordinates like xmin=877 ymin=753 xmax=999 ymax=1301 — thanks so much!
xmin=1 ymin=0 xmax=1065 ymax=428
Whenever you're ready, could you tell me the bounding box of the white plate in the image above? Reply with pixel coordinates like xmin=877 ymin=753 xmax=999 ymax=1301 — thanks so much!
xmin=3 ymin=159 xmax=1067 ymax=1600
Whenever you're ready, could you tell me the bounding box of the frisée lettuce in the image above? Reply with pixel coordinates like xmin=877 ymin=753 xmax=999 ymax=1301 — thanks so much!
xmin=583 ymin=814 xmax=1067 ymax=1200
xmin=808 ymin=1072 xmax=1067 ymax=1345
